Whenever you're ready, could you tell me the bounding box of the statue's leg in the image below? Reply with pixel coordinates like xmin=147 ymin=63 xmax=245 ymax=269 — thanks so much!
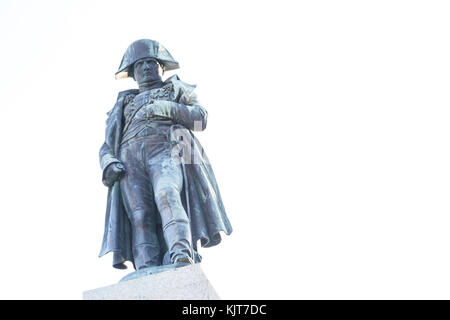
xmin=148 ymin=143 xmax=193 ymax=264
xmin=120 ymin=142 xmax=161 ymax=270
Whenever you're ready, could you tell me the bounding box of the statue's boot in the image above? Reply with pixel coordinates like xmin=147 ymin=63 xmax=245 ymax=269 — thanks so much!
xmin=155 ymin=187 xmax=193 ymax=264
xmin=163 ymin=217 xmax=194 ymax=264
xmin=129 ymin=209 xmax=161 ymax=270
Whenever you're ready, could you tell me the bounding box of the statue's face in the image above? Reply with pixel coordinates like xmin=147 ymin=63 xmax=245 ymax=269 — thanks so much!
xmin=133 ymin=58 xmax=162 ymax=84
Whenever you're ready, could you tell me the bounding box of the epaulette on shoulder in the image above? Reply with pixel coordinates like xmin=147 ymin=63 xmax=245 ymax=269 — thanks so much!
xmin=118 ymin=89 xmax=139 ymax=101
xmin=123 ymin=92 xmax=137 ymax=106
xmin=165 ymin=74 xmax=197 ymax=101
xmin=107 ymin=89 xmax=139 ymax=116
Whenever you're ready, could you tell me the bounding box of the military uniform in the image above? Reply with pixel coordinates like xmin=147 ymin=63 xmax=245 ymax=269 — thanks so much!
xmin=99 ymin=40 xmax=232 ymax=270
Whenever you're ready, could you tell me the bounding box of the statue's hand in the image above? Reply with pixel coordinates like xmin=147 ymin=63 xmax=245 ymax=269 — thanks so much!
xmin=148 ymin=100 xmax=170 ymax=117
xmin=104 ymin=162 xmax=126 ymax=186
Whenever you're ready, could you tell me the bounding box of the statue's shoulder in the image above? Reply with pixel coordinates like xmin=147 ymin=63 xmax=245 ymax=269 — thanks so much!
xmin=164 ymin=74 xmax=197 ymax=101
xmin=117 ymin=89 xmax=139 ymax=103
xmin=106 ymin=89 xmax=139 ymax=116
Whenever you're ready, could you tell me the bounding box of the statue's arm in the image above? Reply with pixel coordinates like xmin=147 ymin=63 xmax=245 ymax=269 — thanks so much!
xmin=151 ymin=90 xmax=208 ymax=131
xmin=99 ymin=142 xmax=120 ymax=172
xmin=99 ymin=109 xmax=124 ymax=187
xmin=99 ymin=142 xmax=123 ymax=187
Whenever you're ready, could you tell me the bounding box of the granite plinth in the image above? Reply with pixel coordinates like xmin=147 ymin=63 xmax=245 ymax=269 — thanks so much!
xmin=83 ymin=263 xmax=219 ymax=300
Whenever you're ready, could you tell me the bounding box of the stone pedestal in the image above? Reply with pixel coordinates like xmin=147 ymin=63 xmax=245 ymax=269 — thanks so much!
xmin=83 ymin=264 xmax=220 ymax=300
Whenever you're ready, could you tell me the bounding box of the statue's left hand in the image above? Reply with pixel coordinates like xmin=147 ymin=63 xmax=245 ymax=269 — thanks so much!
xmin=103 ymin=162 xmax=126 ymax=187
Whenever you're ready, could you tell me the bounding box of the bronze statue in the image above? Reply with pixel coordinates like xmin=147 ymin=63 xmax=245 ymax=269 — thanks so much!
xmin=98 ymin=39 xmax=232 ymax=273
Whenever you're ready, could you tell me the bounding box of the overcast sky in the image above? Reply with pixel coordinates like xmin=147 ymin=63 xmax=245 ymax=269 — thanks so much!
xmin=1 ymin=0 xmax=450 ymax=299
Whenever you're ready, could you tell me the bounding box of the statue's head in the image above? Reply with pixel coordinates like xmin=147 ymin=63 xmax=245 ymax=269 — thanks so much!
xmin=132 ymin=57 xmax=164 ymax=85
xmin=115 ymin=39 xmax=179 ymax=80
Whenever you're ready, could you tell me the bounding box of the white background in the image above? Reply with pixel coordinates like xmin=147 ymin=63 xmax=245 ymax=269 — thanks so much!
xmin=0 ymin=0 xmax=449 ymax=299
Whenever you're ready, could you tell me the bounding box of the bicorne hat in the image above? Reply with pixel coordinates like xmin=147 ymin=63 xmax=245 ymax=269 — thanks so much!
xmin=115 ymin=39 xmax=179 ymax=79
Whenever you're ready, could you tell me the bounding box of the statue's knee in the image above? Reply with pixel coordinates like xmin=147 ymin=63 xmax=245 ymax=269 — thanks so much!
xmin=129 ymin=208 xmax=150 ymax=226
xmin=155 ymin=186 xmax=180 ymax=208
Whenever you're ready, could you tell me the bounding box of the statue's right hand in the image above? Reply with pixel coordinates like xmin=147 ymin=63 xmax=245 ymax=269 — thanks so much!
xmin=104 ymin=162 xmax=126 ymax=186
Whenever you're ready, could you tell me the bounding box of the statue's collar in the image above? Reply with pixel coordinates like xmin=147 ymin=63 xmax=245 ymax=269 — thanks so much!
xmin=163 ymin=74 xmax=180 ymax=84
xmin=118 ymin=74 xmax=180 ymax=100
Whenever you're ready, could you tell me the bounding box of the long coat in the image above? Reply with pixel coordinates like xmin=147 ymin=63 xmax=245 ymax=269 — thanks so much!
xmin=99 ymin=75 xmax=232 ymax=269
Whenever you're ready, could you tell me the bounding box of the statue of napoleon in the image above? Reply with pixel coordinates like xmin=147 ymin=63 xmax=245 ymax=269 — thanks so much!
xmin=98 ymin=39 xmax=232 ymax=271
